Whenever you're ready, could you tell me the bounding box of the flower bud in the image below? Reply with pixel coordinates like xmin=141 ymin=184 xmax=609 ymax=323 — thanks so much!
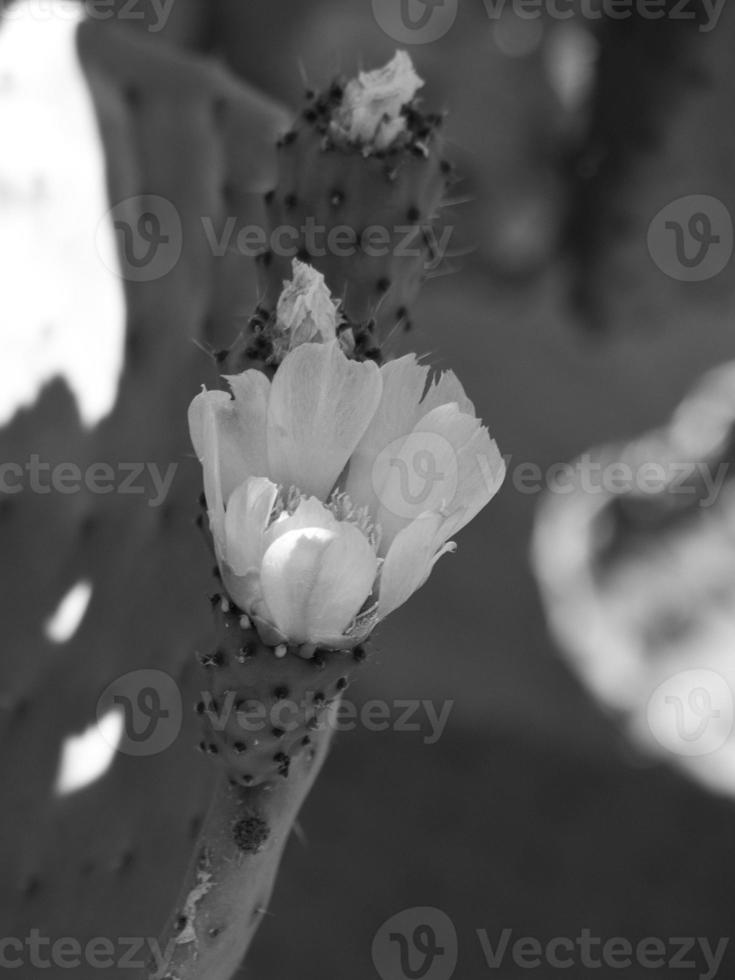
xmin=331 ymin=51 xmax=424 ymax=153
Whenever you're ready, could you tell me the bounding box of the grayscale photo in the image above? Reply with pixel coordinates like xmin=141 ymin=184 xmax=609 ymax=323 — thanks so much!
xmin=1 ymin=0 xmax=734 ymax=977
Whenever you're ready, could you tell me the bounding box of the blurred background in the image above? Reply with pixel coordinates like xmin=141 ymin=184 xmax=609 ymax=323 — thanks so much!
xmin=2 ymin=0 xmax=735 ymax=977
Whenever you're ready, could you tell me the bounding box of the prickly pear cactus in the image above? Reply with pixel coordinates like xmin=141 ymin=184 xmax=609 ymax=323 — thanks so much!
xmin=158 ymin=53 xmax=505 ymax=979
xmin=0 ymin=14 xmax=287 ymax=978
xmin=198 ymin=600 xmax=364 ymax=787
xmin=226 ymin=52 xmax=454 ymax=372
xmin=1 ymin=18 xmax=502 ymax=973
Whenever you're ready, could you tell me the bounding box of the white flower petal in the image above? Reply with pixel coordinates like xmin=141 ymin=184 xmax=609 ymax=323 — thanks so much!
xmin=224 ymin=476 xmax=279 ymax=576
xmin=437 ymin=424 xmax=506 ymax=543
xmin=344 ymin=355 xmax=431 ymax=514
xmin=188 ymin=388 xmax=230 ymax=462
xmin=260 ymin=523 xmax=378 ymax=645
xmin=345 ymin=356 xmax=478 ymax=518
xmin=223 ymin=369 xmax=270 ymax=484
xmin=264 ymin=495 xmax=339 ymax=551
xmin=266 ymin=341 xmax=383 ymax=499
xmin=188 ymin=391 xmax=228 ymax=551
xmin=378 ymin=512 xmax=454 ymax=619
xmin=188 ymin=369 xmax=270 ymax=508
xmin=370 ymin=404 xmax=477 ymax=547
xmin=221 ymin=568 xmax=262 ymax=618
xmin=420 ymin=368 xmax=475 ymax=418
xmin=375 ymin=404 xmax=505 ymax=548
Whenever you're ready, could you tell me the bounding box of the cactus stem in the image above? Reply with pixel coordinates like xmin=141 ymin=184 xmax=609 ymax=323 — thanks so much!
xmin=146 ymin=726 xmax=334 ymax=980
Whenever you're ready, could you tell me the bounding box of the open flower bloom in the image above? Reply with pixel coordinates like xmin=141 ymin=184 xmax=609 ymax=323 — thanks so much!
xmin=189 ymin=341 xmax=505 ymax=650
xmin=331 ymin=51 xmax=424 ymax=153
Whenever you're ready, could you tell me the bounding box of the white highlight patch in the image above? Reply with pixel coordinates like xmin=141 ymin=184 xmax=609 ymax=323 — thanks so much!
xmin=54 ymin=708 xmax=123 ymax=796
xmin=545 ymin=22 xmax=599 ymax=115
xmin=0 ymin=0 xmax=125 ymax=429
xmin=44 ymin=579 xmax=93 ymax=643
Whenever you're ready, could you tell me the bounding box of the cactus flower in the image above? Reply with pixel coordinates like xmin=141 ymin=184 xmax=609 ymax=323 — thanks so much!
xmin=189 ymin=342 xmax=504 ymax=649
xmin=218 ymin=479 xmax=380 ymax=647
xmin=345 ymin=355 xmax=506 ymax=618
xmin=332 ymin=50 xmax=424 ymax=153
